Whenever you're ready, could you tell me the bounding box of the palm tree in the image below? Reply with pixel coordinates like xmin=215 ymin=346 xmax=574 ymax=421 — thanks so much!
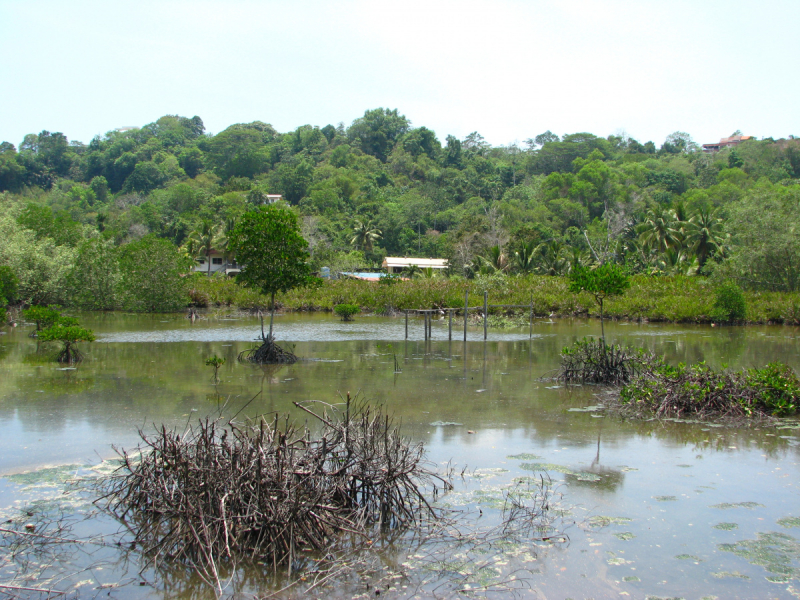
xmin=565 ymin=246 xmax=592 ymax=274
xmin=221 ymin=217 xmax=237 ymax=268
xmin=685 ymin=207 xmax=726 ymax=269
xmin=658 ymin=247 xmax=698 ymax=276
xmin=477 ymin=245 xmax=509 ymax=274
xmin=535 ymin=240 xmax=568 ymax=276
xmin=638 ymin=205 xmax=682 ymax=254
xmin=188 ymin=219 xmax=220 ymax=276
xmin=351 ymin=219 xmax=382 ymax=254
xmin=513 ymin=240 xmax=537 ymax=274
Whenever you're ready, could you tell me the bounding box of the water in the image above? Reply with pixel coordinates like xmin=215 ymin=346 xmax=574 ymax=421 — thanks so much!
xmin=1 ymin=312 xmax=799 ymax=598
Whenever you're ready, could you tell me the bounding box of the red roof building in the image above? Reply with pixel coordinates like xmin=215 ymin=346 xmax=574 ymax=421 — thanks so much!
xmin=702 ymin=135 xmax=753 ymax=152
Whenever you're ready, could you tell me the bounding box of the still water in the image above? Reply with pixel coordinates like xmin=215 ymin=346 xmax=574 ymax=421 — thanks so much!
xmin=0 ymin=312 xmax=799 ymax=599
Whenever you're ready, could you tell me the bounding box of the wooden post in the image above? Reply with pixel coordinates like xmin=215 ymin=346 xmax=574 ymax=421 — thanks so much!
xmin=428 ymin=311 xmax=433 ymax=338
xmin=483 ymin=291 xmax=488 ymax=341
xmin=423 ymin=312 xmax=428 ymax=340
xmin=529 ymin=295 xmax=534 ymax=339
xmin=405 ymin=310 xmax=408 ymax=340
xmin=448 ymin=309 xmax=453 ymax=340
xmin=464 ymin=290 xmax=469 ymax=342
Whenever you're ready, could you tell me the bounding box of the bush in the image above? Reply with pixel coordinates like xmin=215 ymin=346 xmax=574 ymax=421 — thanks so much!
xmin=619 ymin=361 xmax=799 ymax=419
xmin=712 ymin=281 xmax=747 ymax=323
xmin=334 ymin=303 xmax=360 ymax=321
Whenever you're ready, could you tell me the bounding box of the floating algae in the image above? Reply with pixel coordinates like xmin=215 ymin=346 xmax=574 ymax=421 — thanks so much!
xmin=614 ymin=532 xmax=636 ymax=541
xmin=717 ymin=531 xmax=800 ymax=580
xmin=675 ymin=554 xmax=702 ymax=561
xmin=653 ymin=496 xmax=678 ymax=502
xmin=5 ymin=463 xmax=85 ymax=487
xmin=711 ymin=571 xmax=750 ymax=579
xmin=519 ymin=462 xmax=603 ymax=482
xmin=778 ymin=517 xmax=800 ymax=529
xmin=507 ymin=453 xmax=542 ymax=460
xmin=567 ymin=405 xmax=605 ymax=412
xmin=622 ymin=575 xmax=640 ymax=582
xmin=587 ymin=515 xmax=633 ymax=529
xmin=429 ymin=421 xmax=463 ymax=427
xmin=713 ymin=522 xmax=739 ymax=531
xmin=711 ymin=501 xmax=764 ymax=510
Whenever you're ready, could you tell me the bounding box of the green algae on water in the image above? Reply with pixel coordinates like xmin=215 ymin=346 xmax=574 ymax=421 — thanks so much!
xmin=778 ymin=517 xmax=800 ymax=529
xmin=710 ymin=501 xmax=763 ymax=509
xmin=717 ymin=531 xmax=800 ymax=580
xmin=614 ymin=532 xmax=635 ymax=541
xmin=675 ymin=554 xmax=702 ymax=561
xmin=587 ymin=515 xmax=633 ymax=529
xmin=507 ymin=453 xmax=541 ymax=460
xmin=713 ymin=522 xmax=739 ymax=530
xmin=622 ymin=575 xmax=640 ymax=582
xmin=653 ymin=496 xmax=678 ymax=502
xmin=711 ymin=570 xmax=750 ymax=579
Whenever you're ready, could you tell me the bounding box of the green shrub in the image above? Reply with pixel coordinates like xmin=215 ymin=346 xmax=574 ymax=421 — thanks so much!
xmin=334 ymin=304 xmax=360 ymax=321
xmin=712 ymin=281 xmax=747 ymax=323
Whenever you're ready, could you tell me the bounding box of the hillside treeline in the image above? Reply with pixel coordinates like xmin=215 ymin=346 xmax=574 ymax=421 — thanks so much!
xmin=0 ymin=109 xmax=799 ymax=311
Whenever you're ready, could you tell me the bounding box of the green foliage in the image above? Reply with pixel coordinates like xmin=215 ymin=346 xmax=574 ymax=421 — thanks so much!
xmin=568 ymin=264 xmax=630 ymax=321
xmin=712 ymin=281 xmax=747 ymax=323
xmin=38 ymin=322 xmax=95 ymax=363
xmin=334 ymin=303 xmax=360 ymax=321
xmin=205 ymin=354 xmax=226 ymax=383
xmin=620 ymin=360 xmax=798 ymax=418
xmin=229 ymin=205 xmax=311 ymax=299
xmin=116 ymin=235 xmax=192 ymax=312
xmin=22 ymin=305 xmax=63 ymax=331
xmin=0 ymin=265 xmax=18 ymax=305
xmin=66 ymin=237 xmax=119 ymax=310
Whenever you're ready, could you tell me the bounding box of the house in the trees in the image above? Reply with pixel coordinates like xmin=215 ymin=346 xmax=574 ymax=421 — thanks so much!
xmin=194 ymin=249 xmax=240 ymax=276
xmin=382 ymin=257 xmax=448 ymax=274
xmin=702 ymin=135 xmax=753 ymax=152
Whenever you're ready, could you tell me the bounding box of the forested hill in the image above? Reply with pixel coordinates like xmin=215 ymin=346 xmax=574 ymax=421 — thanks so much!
xmin=1 ymin=109 xmax=799 ymax=303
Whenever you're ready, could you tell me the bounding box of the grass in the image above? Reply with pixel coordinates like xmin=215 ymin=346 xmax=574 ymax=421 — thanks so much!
xmin=189 ymin=273 xmax=800 ymax=326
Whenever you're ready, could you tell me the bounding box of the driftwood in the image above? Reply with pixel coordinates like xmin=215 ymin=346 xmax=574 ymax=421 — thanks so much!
xmin=96 ymin=395 xmax=450 ymax=592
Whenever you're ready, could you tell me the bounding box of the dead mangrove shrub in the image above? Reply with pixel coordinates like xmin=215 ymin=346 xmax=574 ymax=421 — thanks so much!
xmin=96 ymin=395 xmax=450 ymax=590
xmin=557 ymin=337 xmax=651 ymax=385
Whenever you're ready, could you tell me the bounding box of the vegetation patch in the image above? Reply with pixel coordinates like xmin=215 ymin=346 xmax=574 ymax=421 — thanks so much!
xmin=614 ymin=532 xmax=635 ymax=541
xmin=617 ymin=360 xmax=799 ymax=420
xmin=713 ymin=522 xmax=739 ymax=530
xmin=587 ymin=515 xmax=633 ymax=529
xmin=718 ymin=532 xmax=800 ymax=580
xmin=711 ymin=502 xmax=764 ymax=510
xmin=778 ymin=517 xmax=800 ymax=529
xmin=653 ymin=496 xmax=678 ymax=502
xmin=675 ymin=554 xmax=702 ymax=561
xmin=507 ymin=453 xmax=541 ymax=460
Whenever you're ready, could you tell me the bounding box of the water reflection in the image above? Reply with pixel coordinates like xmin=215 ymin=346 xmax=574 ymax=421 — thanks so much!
xmin=0 ymin=314 xmax=799 ymax=599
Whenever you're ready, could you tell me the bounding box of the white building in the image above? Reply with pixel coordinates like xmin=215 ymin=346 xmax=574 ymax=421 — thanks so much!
xmin=382 ymin=257 xmax=448 ymax=274
xmin=194 ymin=249 xmax=240 ymax=276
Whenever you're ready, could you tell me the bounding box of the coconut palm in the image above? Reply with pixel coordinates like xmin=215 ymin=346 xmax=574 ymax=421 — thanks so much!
xmin=535 ymin=240 xmax=568 ymax=276
xmin=188 ymin=219 xmax=221 ymax=276
xmin=351 ymin=219 xmax=382 ymax=254
xmin=638 ymin=205 xmax=682 ymax=254
xmin=221 ymin=217 xmax=237 ymax=268
xmin=658 ymin=247 xmax=698 ymax=276
xmin=477 ymin=245 xmax=510 ymax=274
xmin=565 ymin=246 xmax=592 ymax=274
xmin=685 ymin=207 xmax=726 ymax=269
xmin=513 ymin=240 xmax=537 ymax=274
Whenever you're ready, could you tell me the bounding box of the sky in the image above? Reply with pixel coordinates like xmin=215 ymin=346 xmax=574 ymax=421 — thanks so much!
xmin=1 ymin=0 xmax=798 ymax=149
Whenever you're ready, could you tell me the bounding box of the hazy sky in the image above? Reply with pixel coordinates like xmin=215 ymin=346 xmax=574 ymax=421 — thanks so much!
xmin=2 ymin=0 xmax=798 ymax=149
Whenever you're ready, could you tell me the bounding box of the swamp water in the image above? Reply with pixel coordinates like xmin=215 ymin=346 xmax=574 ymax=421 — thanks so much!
xmin=0 ymin=312 xmax=799 ymax=599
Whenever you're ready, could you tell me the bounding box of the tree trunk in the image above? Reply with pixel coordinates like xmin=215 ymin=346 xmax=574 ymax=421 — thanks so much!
xmin=269 ymin=291 xmax=276 ymax=339
xmin=207 ymin=250 xmax=211 ymax=277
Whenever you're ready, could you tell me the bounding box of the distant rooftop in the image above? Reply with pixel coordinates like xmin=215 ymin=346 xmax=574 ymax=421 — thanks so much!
xmin=702 ymin=135 xmax=753 ymax=152
xmin=382 ymin=257 xmax=448 ymax=272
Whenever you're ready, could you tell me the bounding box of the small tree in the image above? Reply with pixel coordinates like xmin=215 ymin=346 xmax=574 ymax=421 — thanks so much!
xmin=22 ymin=305 xmax=64 ymax=335
xmin=205 ymin=355 xmax=225 ymax=383
xmin=712 ymin=281 xmax=746 ymax=323
xmin=228 ymin=205 xmax=311 ymax=362
xmin=334 ymin=304 xmax=360 ymax=322
xmin=38 ymin=323 xmax=95 ymax=363
xmin=569 ymin=263 xmax=630 ymax=346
